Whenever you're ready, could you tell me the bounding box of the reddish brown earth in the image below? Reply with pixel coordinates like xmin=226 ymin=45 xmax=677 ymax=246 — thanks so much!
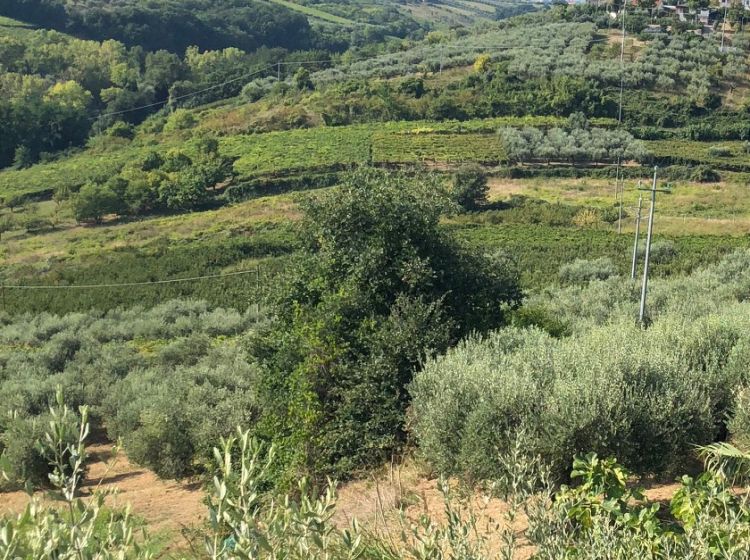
xmin=0 ymin=445 xmax=683 ymax=558
xmin=0 ymin=444 xmax=206 ymax=547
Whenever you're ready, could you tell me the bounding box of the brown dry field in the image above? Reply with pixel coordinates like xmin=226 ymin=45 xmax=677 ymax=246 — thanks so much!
xmin=0 ymin=444 xmax=682 ymax=558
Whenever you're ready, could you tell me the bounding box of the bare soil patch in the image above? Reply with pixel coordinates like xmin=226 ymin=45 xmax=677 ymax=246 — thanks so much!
xmin=0 ymin=444 xmax=205 ymax=541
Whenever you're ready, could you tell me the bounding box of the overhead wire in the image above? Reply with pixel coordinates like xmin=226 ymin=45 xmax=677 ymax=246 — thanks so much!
xmin=14 ymin=31 xmax=615 ymax=293
xmin=85 ymin=36 xmax=608 ymax=122
xmin=1 ymin=269 xmax=261 ymax=290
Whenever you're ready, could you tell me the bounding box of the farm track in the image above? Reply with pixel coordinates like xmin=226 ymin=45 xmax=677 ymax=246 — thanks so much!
xmin=0 ymin=444 xmax=206 ymax=546
xmin=1 ymin=444 xmax=682 ymax=558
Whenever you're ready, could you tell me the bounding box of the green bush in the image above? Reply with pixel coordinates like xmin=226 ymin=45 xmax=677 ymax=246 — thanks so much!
xmin=411 ymin=307 xmax=750 ymax=481
xmin=730 ymin=388 xmax=750 ymax=450
xmin=0 ymin=414 xmax=51 ymax=490
xmin=0 ymin=301 xmax=265 ymax=480
xmin=105 ymin=121 xmax=135 ymax=140
xmin=163 ymin=109 xmax=197 ymax=132
xmin=690 ymin=165 xmax=721 ymax=182
xmin=451 ymin=165 xmax=489 ymax=211
xmin=708 ymin=145 xmax=732 ymax=158
xmin=559 ymin=257 xmax=617 ymax=285
xmin=637 ymin=239 xmax=677 ymax=264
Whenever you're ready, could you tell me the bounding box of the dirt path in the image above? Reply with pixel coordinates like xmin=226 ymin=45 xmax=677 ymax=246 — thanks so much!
xmin=1 ymin=445 xmax=683 ymax=558
xmin=0 ymin=444 xmax=206 ymax=542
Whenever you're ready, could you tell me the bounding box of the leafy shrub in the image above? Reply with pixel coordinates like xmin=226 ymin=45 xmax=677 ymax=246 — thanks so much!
xmin=252 ymin=168 xmax=521 ymax=485
xmin=559 ymin=257 xmax=617 ymax=285
xmin=72 ymin=182 xmax=123 ymax=223
xmin=690 ymin=165 xmax=721 ymax=182
xmin=510 ymin=305 xmax=570 ymax=338
xmin=0 ymin=414 xmax=51 ymax=490
xmin=0 ymin=301 xmax=265 ymax=480
xmin=730 ymin=388 xmax=750 ymax=450
xmin=451 ymin=165 xmax=489 ymax=211
xmin=106 ymin=121 xmax=135 ymax=140
xmin=638 ymin=239 xmax=677 ymax=264
xmin=104 ymin=345 xmax=262 ymax=478
xmin=0 ymin=390 xmax=153 ymax=559
xmin=163 ymin=109 xmax=198 ymax=132
xmin=708 ymin=145 xmax=732 ymax=158
xmin=411 ymin=308 xmax=749 ymax=481
xmin=526 ymin=454 xmax=750 ymax=559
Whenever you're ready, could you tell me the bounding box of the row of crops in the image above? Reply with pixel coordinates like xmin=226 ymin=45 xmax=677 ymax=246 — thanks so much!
xmin=3 ymin=116 xmax=748 ymax=205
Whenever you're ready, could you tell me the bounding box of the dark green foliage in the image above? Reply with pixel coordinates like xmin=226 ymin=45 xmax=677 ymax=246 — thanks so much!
xmin=106 ymin=122 xmax=135 ymax=140
xmin=0 ymin=0 xmax=313 ymax=54
xmin=451 ymin=166 xmax=489 ymax=211
xmin=691 ymin=165 xmax=721 ymax=183
xmin=293 ymin=68 xmax=314 ymax=92
xmin=250 ymin=168 xmax=522 ymax=484
xmin=72 ymin=183 xmax=124 ymax=223
xmin=12 ymin=146 xmax=35 ymax=169
xmin=0 ymin=414 xmax=51 ymax=489
xmin=510 ymin=305 xmax=570 ymax=338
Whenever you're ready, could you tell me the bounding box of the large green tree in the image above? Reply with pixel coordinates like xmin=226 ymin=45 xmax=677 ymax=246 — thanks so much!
xmin=250 ymin=168 xmax=522 ymax=485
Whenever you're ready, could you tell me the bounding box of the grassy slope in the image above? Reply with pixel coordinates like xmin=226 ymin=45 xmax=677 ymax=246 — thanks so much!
xmin=0 ymin=15 xmax=34 ymax=37
xmin=0 ymin=14 xmax=748 ymax=313
xmin=0 ymin=116 xmax=602 ymax=200
xmin=265 ymin=0 xmax=357 ymax=26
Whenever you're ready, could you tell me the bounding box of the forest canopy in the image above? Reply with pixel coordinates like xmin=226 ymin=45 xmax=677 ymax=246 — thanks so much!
xmin=0 ymin=0 xmax=314 ymax=53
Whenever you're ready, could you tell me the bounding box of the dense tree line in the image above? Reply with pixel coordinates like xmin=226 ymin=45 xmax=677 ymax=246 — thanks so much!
xmin=0 ymin=0 xmax=313 ymax=54
xmin=498 ymin=120 xmax=648 ymax=164
xmin=70 ymin=134 xmax=234 ymax=221
xmin=0 ymin=25 xmax=324 ymax=168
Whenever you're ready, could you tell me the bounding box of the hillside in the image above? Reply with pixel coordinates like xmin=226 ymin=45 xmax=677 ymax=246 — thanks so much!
xmin=2 ymin=4 xmax=750 ymax=559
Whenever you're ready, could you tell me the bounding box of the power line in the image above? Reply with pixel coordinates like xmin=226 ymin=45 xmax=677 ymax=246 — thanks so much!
xmin=1 ymin=269 xmax=260 ymax=290
xmin=90 ymin=65 xmax=275 ymax=121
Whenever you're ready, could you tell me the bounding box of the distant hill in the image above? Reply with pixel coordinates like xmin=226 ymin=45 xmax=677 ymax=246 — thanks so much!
xmin=0 ymin=0 xmax=314 ymax=53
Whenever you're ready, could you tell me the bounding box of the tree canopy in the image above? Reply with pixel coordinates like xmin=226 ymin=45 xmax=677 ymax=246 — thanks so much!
xmin=250 ymin=168 xmax=522 ymax=484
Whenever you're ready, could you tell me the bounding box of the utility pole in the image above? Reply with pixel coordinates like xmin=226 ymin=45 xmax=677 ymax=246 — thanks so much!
xmin=615 ymin=3 xmax=626 ymax=232
xmin=616 ymin=165 xmax=624 ymax=234
xmin=630 ymin=191 xmax=643 ymax=280
xmin=618 ymin=3 xmax=626 ymax=125
xmin=277 ymin=61 xmax=281 ymax=82
xmin=256 ymin=264 xmax=261 ymax=315
xmin=637 ymin=167 xmax=669 ymax=325
xmin=721 ymin=4 xmax=729 ymax=52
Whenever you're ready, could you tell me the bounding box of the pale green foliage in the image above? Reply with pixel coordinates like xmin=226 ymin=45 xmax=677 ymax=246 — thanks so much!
xmin=0 ymin=388 xmax=153 ymax=560
xmin=558 ymin=257 xmax=617 ymax=285
xmin=729 ymin=388 xmax=750 ymax=450
xmin=0 ymin=301 xmax=265 ymax=481
xmin=205 ymin=429 xmax=363 ymax=560
xmin=204 ymin=428 xmax=524 ymax=560
xmin=498 ymin=126 xmax=648 ymax=164
xmin=411 ymin=252 xmax=750 ymax=481
xmin=163 ymin=109 xmax=198 ymax=132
